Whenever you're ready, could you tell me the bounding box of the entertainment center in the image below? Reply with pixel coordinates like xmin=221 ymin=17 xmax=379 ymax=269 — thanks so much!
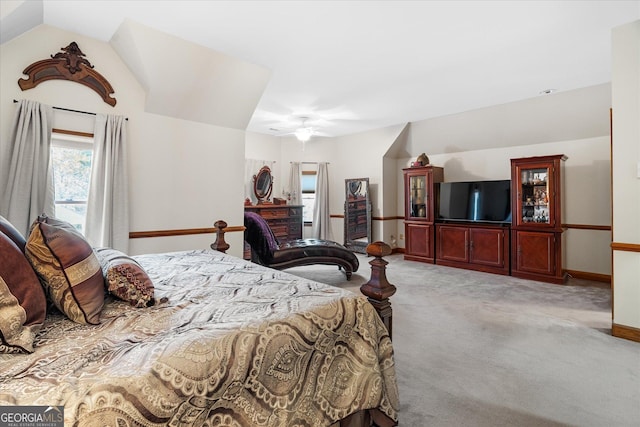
xmin=403 ymin=154 xmax=567 ymax=284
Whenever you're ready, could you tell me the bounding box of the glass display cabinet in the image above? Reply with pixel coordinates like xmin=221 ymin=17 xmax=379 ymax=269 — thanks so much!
xmin=510 ymin=155 xmax=567 ymax=284
xmin=403 ymin=165 xmax=444 ymax=263
xmin=408 ymin=174 xmax=428 ymax=219
xmin=515 ymin=163 xmax=555 ymax=227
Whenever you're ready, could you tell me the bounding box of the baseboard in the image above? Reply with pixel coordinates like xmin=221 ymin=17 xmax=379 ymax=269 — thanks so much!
xmin=565 ymin=269 xmax=611 ymax=284
xmin=392 ymin=248 xmax=405 ymax=254
xmin=612 ymin=323 xmax=640 ymax=343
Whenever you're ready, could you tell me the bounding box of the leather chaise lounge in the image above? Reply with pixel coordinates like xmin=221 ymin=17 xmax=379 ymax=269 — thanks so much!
xmin=244 ymin=211 xmax=359 ymax=279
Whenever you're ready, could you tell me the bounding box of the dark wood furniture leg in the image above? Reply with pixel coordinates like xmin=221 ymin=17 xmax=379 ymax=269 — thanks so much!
xmin=210 ymin=220 xmax=229 ymax=253
xmin=360 ymin=241 xmax=397 ymax=339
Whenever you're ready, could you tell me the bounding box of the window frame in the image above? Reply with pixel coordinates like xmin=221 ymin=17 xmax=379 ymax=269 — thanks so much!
xmin=50 ymin=129 xmax=94 ymax=234
xmin=301 ymin=170 xmax=317 ymax=225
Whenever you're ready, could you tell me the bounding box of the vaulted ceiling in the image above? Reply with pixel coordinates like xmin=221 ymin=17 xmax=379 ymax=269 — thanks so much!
xmin=2 ymin=1 xmax=638 ymax=138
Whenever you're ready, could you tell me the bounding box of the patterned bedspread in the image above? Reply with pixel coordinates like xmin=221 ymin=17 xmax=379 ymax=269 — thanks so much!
xmin=0 ymin=250 xmax=398 ymax=426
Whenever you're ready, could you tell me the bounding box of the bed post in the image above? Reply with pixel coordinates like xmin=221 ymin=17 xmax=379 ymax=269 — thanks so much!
xmin=210 ymin=220 xmax=230 ymax=253
xmin=360 ymin=241 xmax=397 ymax=339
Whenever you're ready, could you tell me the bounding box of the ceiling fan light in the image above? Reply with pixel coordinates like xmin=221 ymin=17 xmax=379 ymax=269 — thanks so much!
xmin=294 ymin=127 xmax=313 ymax=142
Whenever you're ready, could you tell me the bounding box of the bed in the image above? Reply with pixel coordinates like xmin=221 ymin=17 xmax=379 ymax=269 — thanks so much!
xmin=0 ymin=217 xmax=399 ymax=427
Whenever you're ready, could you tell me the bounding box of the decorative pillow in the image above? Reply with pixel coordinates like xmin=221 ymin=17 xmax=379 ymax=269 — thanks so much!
xmin=94 ymin=247 xmax=156 ymax=308
xmin=0 ymin=215 xmax=27 ymax=252
xmin=25 ymin=215 xmax=104 ymax=325
xmin=0 ymin=231 xmax=47 ymax=353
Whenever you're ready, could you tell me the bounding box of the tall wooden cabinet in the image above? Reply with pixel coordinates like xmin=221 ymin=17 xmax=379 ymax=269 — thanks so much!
xmin=403 ymin=166 xmax=444 ymax=263
xmin=510 ymin=155 xmax=567 ymax=284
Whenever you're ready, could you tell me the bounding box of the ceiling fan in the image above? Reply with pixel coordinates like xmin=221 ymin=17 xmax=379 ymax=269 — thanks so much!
xmin=271 ymin=116 xmax=318 ymax=141
xmin=292 ymin=117 xmax=314 ymax=142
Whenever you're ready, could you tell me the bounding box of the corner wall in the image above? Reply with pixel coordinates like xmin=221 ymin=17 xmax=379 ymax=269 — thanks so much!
xmin=611 ymin=20 xmax=640 ymax=337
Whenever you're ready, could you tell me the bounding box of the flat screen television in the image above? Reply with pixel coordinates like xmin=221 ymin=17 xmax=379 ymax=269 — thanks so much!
xmin=436 ymin=180 xmax=511 ymax=224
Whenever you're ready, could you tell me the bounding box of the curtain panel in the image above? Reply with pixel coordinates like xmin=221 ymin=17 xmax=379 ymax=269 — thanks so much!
xmin=288 ymin=162 xmax=302 ymax=206
xmin=312 ymin=162 xmax=332 ymax=240
xmin=0 ymin=100 xmax=54 ymax=237
xmin=85 ymin=114 xmax=129 ymax=252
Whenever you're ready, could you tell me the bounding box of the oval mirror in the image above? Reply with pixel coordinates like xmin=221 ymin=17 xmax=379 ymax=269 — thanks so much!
xmin=253 ymin=166 xmax=273 ymax=203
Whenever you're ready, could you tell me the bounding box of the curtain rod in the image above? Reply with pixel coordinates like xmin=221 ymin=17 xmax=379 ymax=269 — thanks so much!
xmin=291 ymin=161 xmax=330 ymax=164
xmin=13 ymin=99 xmax=128 ymax=121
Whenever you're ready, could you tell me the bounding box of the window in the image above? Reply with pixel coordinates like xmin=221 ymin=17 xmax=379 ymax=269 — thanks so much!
xmin=50 ymin=131 xmax=94 ymax=234
xmin=301 ymin=171 xmax=316 ymax=224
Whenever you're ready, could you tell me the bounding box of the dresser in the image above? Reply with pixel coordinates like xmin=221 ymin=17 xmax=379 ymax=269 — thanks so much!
xmin=244 ymin=204 xmax=304 ymax=259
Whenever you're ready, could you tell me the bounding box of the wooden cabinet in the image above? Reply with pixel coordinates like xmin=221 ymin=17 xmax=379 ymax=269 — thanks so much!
xmin=244 ymin=205 xmax=303 ymax=259
xmin=510 ymin=155 xmax=567 ymax=284
xmin=403 ymin=166 xmax=444 ymax=263
xmin=436 ymin=223 xmax=510 ymax=275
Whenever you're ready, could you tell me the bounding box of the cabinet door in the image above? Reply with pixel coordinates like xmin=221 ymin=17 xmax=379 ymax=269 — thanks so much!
xmin=404 ymin=170 xmax=432 ymax=221
xmin=513 ymin=162 xmax=556 ymax=228
xmin=405 ymin=222 xmax=434 ymax=259
xmin=470 ymin=227 xmax=506 ymax=268
xmin=514 ymin=230 xmax=555 ymax=275
xmin=437 ymin=225 xmax=469 ymax=263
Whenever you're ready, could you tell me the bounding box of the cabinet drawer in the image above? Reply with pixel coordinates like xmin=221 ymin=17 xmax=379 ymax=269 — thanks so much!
xmin=260 ymin=209 xmax=288 ymax=219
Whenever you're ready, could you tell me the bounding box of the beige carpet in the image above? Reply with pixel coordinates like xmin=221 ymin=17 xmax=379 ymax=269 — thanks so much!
xmin=285 ymin=253 xmax=640 ymax=427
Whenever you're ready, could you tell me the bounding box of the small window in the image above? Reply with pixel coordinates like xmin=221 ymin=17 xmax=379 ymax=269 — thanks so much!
xmin=51 ymin=131 xmax=94 ymax=234
xmin=301 ymin=171 xmax=316 ymax=224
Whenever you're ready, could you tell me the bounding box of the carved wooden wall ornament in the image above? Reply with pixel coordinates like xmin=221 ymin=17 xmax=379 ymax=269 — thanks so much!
xmin=18 ymin=42 xmax=117 ymax=106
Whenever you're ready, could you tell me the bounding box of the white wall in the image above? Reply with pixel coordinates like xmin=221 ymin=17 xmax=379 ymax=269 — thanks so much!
xmin=1 ymin=25 xmax=246 ymax=257
xmin=611 ymin=20 xmax=640 ymax=331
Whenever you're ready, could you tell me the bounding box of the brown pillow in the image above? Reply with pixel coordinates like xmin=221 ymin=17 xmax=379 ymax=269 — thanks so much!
xmin=94 ymin=247 xmax=156 ymax=307
xmin=25 ymin=215 xmax=104 ymax=325
xmin=0 ymin=231 xmax=47 ymax=353
xmin=0 ymin=215 xmax=26 ymax=252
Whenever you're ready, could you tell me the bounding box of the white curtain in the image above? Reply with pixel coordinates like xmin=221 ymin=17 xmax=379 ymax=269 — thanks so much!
xmin=312 ymin=162 xmax=332 ymax=240
xmin=85 ymin=114 xmax=129 ymax=252
xmin=0 ymin=100 xmax=54 ymax=237
xmin=245 ymin=158 xmax=275 ymax=204
xmin=288 ymin=162 xmax=301 ymax=205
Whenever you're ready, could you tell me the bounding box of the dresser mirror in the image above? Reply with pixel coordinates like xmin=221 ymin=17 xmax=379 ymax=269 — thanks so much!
xmin=253 ymin=166 xmax=273 ymax=203
xmin=344 ymin=178 xmax=371 ymax=253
